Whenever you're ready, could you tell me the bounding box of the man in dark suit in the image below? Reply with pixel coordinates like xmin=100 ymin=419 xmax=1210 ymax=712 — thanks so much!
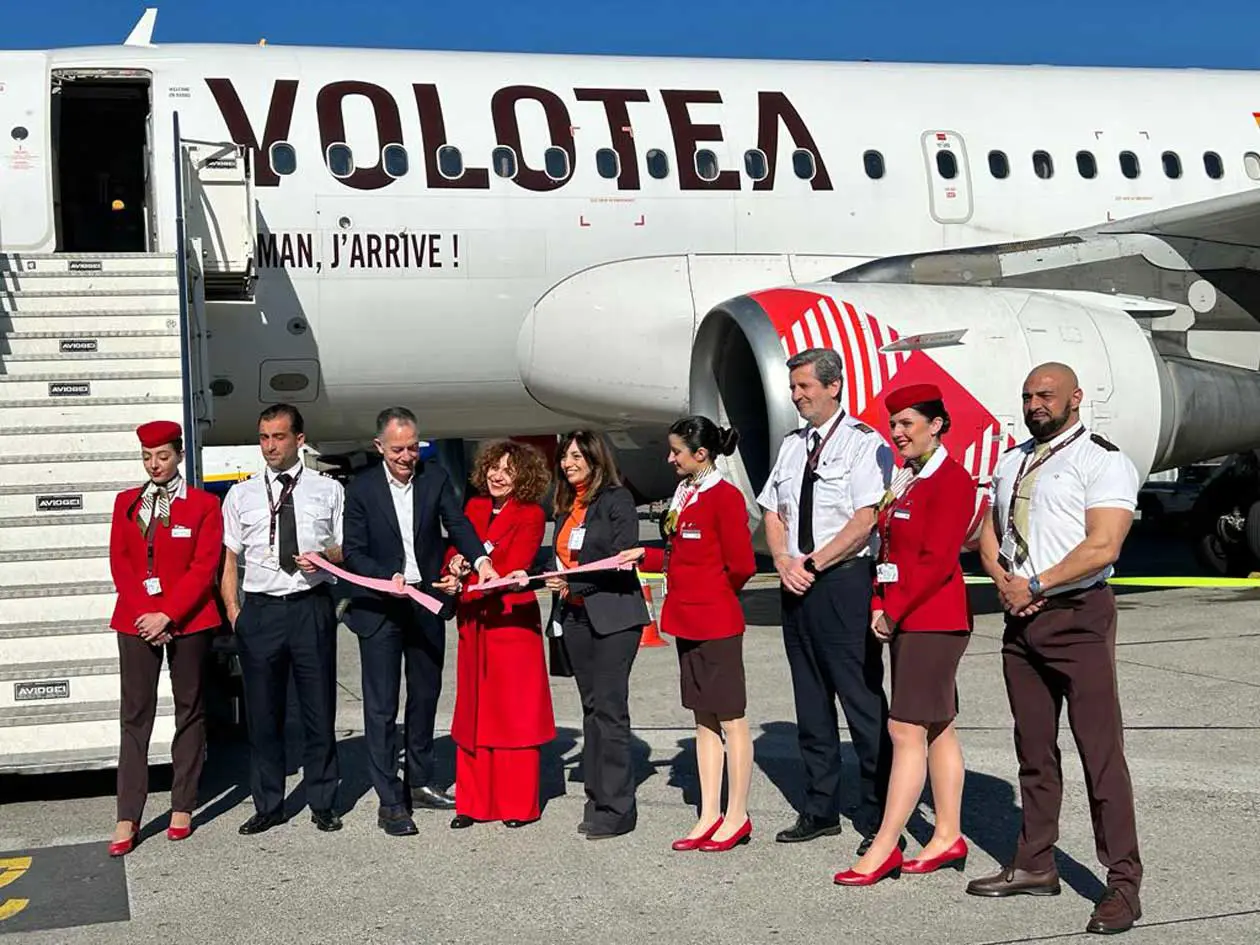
xmin=342 ymin=407 xmax=498 ymax=836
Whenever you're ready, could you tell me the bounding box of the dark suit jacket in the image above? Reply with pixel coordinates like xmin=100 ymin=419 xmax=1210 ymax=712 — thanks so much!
xmin=342 ymin=462 xmax=486 ymax=637
xmin=547 ymin=484 xmax=650 ymax=638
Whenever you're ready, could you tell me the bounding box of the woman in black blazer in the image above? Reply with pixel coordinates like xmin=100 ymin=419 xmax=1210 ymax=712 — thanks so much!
xmin=545 ymin=431 xmax=649 ymax=840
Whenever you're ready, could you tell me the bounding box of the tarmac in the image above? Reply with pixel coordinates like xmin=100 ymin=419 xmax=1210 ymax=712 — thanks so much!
xmin=1 ymin=525 xmax=1258 ymax=944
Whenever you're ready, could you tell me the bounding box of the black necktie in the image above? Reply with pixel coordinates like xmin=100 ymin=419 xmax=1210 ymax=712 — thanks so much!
xmin=798 ymin=431 xmax=821 ymax=554
xmin=277 ymin=473 xmax=299 ymax=574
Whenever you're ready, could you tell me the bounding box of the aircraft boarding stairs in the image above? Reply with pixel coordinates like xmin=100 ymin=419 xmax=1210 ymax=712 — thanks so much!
xmin=0 ymin=123 xmax=252 ymax=773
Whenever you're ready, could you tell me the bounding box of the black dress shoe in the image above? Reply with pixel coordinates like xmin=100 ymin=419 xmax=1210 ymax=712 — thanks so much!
xmin=775 ymin=814 xmax=842 ymax=844
xmin=449 ymin=814 xmax=476 ymax=829
xmin=238 ymin=811 xmax=284 ymax=836
xmin=504 ymin=819 xmax=535 ymax=829
xmin=378 ymin=809 xmax=418 ymax=837
xmin=586 ymin=823 xmax=634 ymax=841
xmin=856 ymin=833 xmax=908 ymax=857
xmin=311 ymin=809 xmax=343 ymax=832
xmin=577 ymin=821 xmax=590 ymax=834
xmin=412 ymin=786 xmax=456 ymax=810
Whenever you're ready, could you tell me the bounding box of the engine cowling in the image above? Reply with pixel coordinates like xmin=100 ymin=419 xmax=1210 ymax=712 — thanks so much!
xmin=689 ymin=281 xmax=1260 ymax=541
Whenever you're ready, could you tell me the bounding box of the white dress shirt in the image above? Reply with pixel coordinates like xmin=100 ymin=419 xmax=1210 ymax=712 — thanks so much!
xmin=756 ymin=407 xmax=893 ymax=559
xmin=222 ymin=459 xmax=345 ymax=595
xmin=990 ymin=422 xmax=1139 ymax=594
xmin=385 ymin=464 xmax=422 ymax=584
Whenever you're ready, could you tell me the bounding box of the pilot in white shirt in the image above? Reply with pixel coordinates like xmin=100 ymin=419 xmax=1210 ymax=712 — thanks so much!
xmin=756 ymin=347 xmax=894 ymax=848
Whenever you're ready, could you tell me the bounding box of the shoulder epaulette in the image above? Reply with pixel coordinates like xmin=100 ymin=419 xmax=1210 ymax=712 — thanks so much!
xmin=1089 ymin=434 xmax=1119 ymax=452
xmin=850 ymin=421 xmax=875 ymax=435
xmin=785 ymin=428 xmax=804 ymax=439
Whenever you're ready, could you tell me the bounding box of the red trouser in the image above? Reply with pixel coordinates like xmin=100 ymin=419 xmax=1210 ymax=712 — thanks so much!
xmin=455 ymin=746 xmax=541 ymax=822
xmin=1001 ymin=586 xmax=1142 ymax=895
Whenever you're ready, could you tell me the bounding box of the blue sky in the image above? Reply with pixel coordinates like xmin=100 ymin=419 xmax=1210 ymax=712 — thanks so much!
xmin=5 ymin=1 xmax=1259 ymax=69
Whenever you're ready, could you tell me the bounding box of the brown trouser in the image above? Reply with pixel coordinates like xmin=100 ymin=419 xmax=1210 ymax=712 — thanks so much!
xmin=1001 ymin=585 xmax=1142 ymax=895
xmin=117 ymin=630 xmax=211 ymax=823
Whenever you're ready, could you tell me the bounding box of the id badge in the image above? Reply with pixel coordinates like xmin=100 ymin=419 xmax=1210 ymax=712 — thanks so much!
xmin=144 ymin=576 xmax=163 ymax=596
xmin=876 ymin=563 xmax=899 ymax=584
xmin=172 ymin=526 xmax=192 ymax=539
xmin=893 ymin=509 xmax=911 ymax=520
xmin=998 ymin=530 xmax=1017 ymax=569
xmin=260 ymin=551 xmax=281 ymax=572
xmin=568 ymin=527 xmax=586 ymax=551
xmin=680 ymin=528 xmax=702 ymax=540
xmin=483 ymin=540 xmax=495 ymax=553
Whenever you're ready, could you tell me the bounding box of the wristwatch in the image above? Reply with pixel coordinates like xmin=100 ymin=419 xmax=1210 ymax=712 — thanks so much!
xmin=1029 ymin=574 xmax=1043 ymax=598
xmin=803 ymin=558 xmax=819 ymax=575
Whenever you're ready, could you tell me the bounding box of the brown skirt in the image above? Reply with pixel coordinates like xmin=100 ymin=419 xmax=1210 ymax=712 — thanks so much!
xmin=676 ymin=634 xmax=746 ymax=718
xmin=890 ymin=630 xmax=969 ymax=724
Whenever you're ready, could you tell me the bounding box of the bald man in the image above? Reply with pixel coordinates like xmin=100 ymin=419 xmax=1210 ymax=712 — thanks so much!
xmin=971 ymin=363 xmax=1143 ymax=935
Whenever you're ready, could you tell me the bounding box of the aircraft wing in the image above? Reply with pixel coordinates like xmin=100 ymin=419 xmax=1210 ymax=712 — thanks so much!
xmin=1091 ymin=188 xmax=1260 ymax=250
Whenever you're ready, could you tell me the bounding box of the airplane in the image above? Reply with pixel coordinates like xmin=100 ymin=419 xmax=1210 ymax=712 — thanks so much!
xmin=2 ymin=10 xmax=1260 ymax=770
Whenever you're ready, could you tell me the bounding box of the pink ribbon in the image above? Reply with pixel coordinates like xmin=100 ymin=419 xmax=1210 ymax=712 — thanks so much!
xmin=469 ymin=555 xmax=634 ymax=594
xmin=301 ymin=553 xmax=445 ymax=615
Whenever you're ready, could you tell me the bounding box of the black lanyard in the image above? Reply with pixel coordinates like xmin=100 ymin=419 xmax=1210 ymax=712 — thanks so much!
xmin=266 ymin=467 xmax=302 ymax=549
xmin=1005 ymin=426 xmax=1086 ymax=527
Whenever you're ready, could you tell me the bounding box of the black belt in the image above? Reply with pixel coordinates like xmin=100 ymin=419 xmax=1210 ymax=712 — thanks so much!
xmin=246 ymin=584 xmax=329 ymax=603
xmin=805 ymin=555 xmax=872 ymax=578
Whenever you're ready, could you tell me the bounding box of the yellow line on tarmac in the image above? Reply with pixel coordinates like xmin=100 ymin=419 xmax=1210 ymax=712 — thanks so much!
xmin=646 ymin=572 xmax=1260 ymax=589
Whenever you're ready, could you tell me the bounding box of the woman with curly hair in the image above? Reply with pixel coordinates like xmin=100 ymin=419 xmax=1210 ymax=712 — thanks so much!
xmin=445 ymin=440 xmax=556 ymax=828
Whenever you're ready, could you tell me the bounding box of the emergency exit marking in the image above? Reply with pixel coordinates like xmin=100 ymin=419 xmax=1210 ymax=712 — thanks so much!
xmin=58 ymin=339 xmax=97 ymax=353
xmin=36 ymin=495 xmax=82 ymax=512
xmin=48 ymin=382 xmax=90 ymax=397
xmin=13 ymin=680 xmax=70 ymax=702
xmin=67 ymin=260 xmax=102 ymax=273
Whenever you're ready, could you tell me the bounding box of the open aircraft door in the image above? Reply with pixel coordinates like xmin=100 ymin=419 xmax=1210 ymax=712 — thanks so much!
xmin=180 ymin=138 xmax=256 ymax=299
xmin=921 ymin=130 xmax=974 ymax=225
xmin=0 ymin=53 xmax=53 ymax=250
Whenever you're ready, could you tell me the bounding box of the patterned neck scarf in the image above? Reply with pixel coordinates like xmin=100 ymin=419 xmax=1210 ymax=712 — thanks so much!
xmin=878 ymin=446 xmax=938 ymax=512
xmin=137 ymin=475 xmax=181 ymax=535
xmin=663 ymin=465 xmax=717 ymax=537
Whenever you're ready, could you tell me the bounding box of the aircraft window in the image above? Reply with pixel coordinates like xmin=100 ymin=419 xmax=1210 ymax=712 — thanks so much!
xmin=744 ymin=149 xmax=768 ymax=180
xmin=1076 ymin=150 xmax=1097 ymax=179
xmin=988 ymin=150 xmax=1009 ymax=179
xmin=326 ymin=143 xmax=354 ymax=179
xmin=695 ymin=149 xmax=720 ymax=182
xmin=437 ymin=145 xmax=464 ymax=180
xmin=863 ymin=150 xmax=885 ymax=180
xmin=935 ymin=150 xmax=958 ymax=180
xmin=382 ymin=144 xmax=408 ymax=179
xmin=595 ymin=148 xmax=620 ymax=180
xmin=544 ymin=146 xmax=570 ymax=181
xmin=1032 ymin=150 xmax=1054 ymax=180
xmin=646 ymin=148 xmax=670 ymax=179
xmin=492 ymin=146 xmax=518 ymax=179
xmin=1162 ymin=151 xmax=1182 ymax=179
xmin=1119 ymin=150 xmax=1141 ymax=179
xmin=1246 ymin=152 xmax=1260 ymax=181
xmin=792 ymin=149 xmax=817 ymax=180
xmin=270 ymin=142 xmax=297 ymax=176
xmin=1203 ymin=151 xmax=1224 ymax=179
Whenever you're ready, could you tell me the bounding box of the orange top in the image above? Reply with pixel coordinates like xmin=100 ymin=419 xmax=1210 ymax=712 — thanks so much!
xmin=556 ymin=482 xmax=590 ymax=601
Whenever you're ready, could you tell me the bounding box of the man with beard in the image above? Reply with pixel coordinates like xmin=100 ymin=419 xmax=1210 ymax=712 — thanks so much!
xmin=971 ymin=363 xmax=1143 ymax=936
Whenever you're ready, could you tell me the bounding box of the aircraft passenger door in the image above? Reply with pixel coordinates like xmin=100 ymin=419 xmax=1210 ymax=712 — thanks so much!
xmin=921 ymin=130 xmax=973 ymax=225
xmin=181 ymin=139 xmax=256 ymax=294
xmin=0 ymin=53 xmax=54 ymax=250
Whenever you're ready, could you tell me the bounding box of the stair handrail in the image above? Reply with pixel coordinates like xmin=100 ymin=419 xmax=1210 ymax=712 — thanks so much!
xmin=172 ymin=111 xmax=202 ymax=487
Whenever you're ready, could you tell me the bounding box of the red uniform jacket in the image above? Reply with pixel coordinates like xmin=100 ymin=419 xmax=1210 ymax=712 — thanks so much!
xmin=447 ymin=496 xmax=556 ymax=750
xmin=641 ymin=478 xmax=756 ymax=641
xmin=873 ymin=453 xmax=975 ymax=632
xmin=108 ymin=483 xmax=224 ymax=636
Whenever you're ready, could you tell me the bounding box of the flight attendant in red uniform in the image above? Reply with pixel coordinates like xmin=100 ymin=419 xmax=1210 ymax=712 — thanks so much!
xmin=107 ymin=421 xmax=224 ymax=856
xmin=621 ymin=416 xmax=757 ymax=852
xmin=832 ymin=383 xmax=977 ymax=886
xmin=445 ymin=440 xmax=556 ymax=828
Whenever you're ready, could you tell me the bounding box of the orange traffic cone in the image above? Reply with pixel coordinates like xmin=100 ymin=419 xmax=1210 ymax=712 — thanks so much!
xmin=639 ymin=580 xmax=668 ymax=648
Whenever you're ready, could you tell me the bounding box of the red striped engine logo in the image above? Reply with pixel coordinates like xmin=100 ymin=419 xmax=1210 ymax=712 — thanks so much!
xmin=750 ymin=287 xmax=1016 ymax=547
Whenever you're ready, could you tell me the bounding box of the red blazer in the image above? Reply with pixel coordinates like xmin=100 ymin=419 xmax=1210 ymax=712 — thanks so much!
xmin=873 ymin=454 xmax=975 ymax=632
xmin=108 ymin=483 xmax=224 ymax=636
xmin=447 ymin=496 xmax=555 ymax=750
xmin=642 ymin=478 xmax=756 ymax=641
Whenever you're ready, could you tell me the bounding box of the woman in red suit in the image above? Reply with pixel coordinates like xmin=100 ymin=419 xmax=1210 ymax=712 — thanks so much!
xmin=833 ymin=384 xmax=977 ymax=886
xmin=445 ymin=440 xmax=556 ymax=828
xmin=107 ymin=421 xmax=224 ymax=856
xmin=621 ymin=416 xmax=757 ymax=852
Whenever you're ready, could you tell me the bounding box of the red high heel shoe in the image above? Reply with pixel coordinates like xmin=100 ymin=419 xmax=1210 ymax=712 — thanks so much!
xmin=108 ymin=828 xmax=138 ymax=858
xmin=167 ymin=823 xmax=193 ymax=842
xmin=833 ymin=847 xmax=903 ymax=886
xmin=903 ymin=837 xmax=968 ymax=874
xmin=671 ymin=816 xmax=723 ymax=851
xmin=697 ymin=817 xmax=751 ymax=852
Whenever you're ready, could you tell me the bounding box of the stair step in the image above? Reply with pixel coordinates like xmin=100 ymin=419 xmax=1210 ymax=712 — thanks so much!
xmin=0 ymin=375 xmax=183 ymax=402
xmin=0 ymin=546 xmax=109 ymax=561
xmin=0 ymin=589 xmax=115 ymax=621
xmin=0 ymin=618 xmax=112 ymax=640
xmin=0 ymin=450 xmax=135 ymax=465
xmin=0 ymin=657 xmax=119 ymax=683
xmin=0 ymin=457 xmax=162 ymax=490
xmin=0 ymin=549 xmax=111 ymax=588
xmin=0 ymin=723 xmax=172 ymax=773
xmin=0 ymin=309 xmax=181 ymax=333
xmin=0 ymin=623 xmax=116 ymax=665
xmin=0 ymin=290 xmax=179 ymax=316
xmin=0 ymin=517 xmax=112 ymax=552
xmin=0 ymin=697 xmax=173 ymax=729
xmin=0 ymin=252 xmax=178 ymax=275
xmin=0 ymin=397 xmax=183 ymax=429
xmin=0 ymin=354 xmax=182 ymax=375
xmin=0 ymin=487 xmax=126 ymax=517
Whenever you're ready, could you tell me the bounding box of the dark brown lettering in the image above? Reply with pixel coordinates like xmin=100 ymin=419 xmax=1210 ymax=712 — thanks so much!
xmin=413 ymin=84 xmax=490 ymax=190
xmin=385 ymin=234 xmax=401 ymax=268
xmin=316 ymin=81 xmax=403 ymax=191
xmin=491 ymin=86 xmax=576 ymax=192
xmin=754 ymin=92 xmax=833 ymax=191
xmin=661 ymin=90 xmax=740 ymax=191
xmin=574 ymin=88 xmax=649 ymax=191
xmin=366 ymin=233 xmax=383 ymax=268
xmin=206 ymin=78 xmax=298 ymax=188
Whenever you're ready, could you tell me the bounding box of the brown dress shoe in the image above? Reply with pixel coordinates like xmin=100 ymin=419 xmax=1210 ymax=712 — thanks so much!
xmin=1086 ymin=887 xmax=1141 ymax=935
xmin=966 ymin=866 xmax=1062 ymax=897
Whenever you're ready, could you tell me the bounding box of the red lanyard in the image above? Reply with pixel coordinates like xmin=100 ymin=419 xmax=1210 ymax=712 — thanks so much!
xmin=266 ymin=468 xmax=302 ymax=548
xmin=804 ymin=416 xmax=843 ymax=476
xmin=878 ymin=471 xmax=923 ymax=563
xmin=1004 ymin=426 xmax=1086 ymax=527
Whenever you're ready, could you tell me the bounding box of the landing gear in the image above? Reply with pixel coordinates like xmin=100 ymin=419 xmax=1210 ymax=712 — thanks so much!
xmin=1189 ymin=453 xmax=1260 ymax=577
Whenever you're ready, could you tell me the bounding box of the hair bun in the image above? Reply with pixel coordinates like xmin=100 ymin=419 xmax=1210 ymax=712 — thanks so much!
xmin=718 ymin=426 xmax=740 ymax=456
